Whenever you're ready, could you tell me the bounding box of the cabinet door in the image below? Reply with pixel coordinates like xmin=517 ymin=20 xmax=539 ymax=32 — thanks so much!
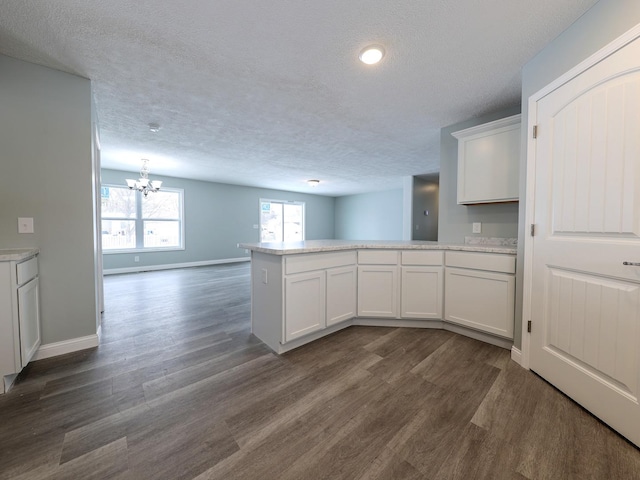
xmin=326 ymin=266 xmax=356 ymax=326
xmin=401 ymin=267 xmax=443 ymax=319
xmin=17 ymin=277 xmax=41 ymax=367
xmin=444 ymin=267 xmax=514 ymax=338
xmin=453 ymin=115 xmax=520 ymax=204
xmin=285 ymin=271 xmax=326 ymax=342
xmin=357 ymin=266 xmax=399 ymax=318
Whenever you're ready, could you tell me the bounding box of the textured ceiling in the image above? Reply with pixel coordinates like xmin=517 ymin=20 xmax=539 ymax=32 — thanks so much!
xmin=0 ymin=0 xmax=597 ymax=196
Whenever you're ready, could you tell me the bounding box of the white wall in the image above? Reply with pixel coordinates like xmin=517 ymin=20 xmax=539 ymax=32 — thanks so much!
xmin=101 ymin=169 xmax=336 ymax=270
xmin=335 ymin=189 xmax=403 ymax=240
xmin=515 ymin=0 xmax=640 ymax=349
xmin=0 ymin=55 xmax=98 ymax=344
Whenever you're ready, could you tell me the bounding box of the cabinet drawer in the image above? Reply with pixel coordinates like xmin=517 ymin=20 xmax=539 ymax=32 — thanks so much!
xmin=445 ymin=251 xmax=515 ymax=274
xmin=358 ymin=250 xmax=398 ymax=265
xmin=285 ymin=251 xmax=356 ymax=275
xmin=401 ymin=250 xmax=443 ymax=266
xmin=16 ymin=256 xmax=38 ymax=286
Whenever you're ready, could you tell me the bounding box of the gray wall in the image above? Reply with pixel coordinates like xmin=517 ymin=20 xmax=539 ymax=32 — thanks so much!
xmin=412 ymin=175 xmax=439 ymax=241
xmin=334 ymin=189 xmax=403 ymax=240
xmin=101 ymin=169 xmax=336 ymax=270
xmin=438 ymin=106 xmax=521 ymax=243
xmin=515 ymin=0 xmax=640 ymax=349
xmin=0 ymin=55 xmax=98 ymax=344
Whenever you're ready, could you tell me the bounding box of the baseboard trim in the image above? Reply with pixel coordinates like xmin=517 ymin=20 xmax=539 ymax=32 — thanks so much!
xmin=353 ymin=318 xmax=512 ymax=350
xmin=103 ymin=257 xmax=250 ymax=275
xmin=32 ymin=334 xmax=99 ymax=361
xmin=510 ymin=346 xmax=523 ymax=366
xmin=353 ymin=318 xmax=444 ymax=329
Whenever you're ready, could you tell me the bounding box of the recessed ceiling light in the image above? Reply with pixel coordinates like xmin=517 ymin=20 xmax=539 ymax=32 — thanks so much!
xmin=148 ymin=122 xmax=161 ymax=133
xmin=359 ymin=45 xmax=385 ymax=65
xmin=307 ymin=179 xmax=320 ymax=187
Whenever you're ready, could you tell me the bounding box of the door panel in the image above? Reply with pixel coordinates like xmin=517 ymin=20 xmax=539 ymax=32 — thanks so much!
xmin=544 ymin=267 xmax=639 ymax=400
xmin=530 ymin=32 xmax=640 ymax=446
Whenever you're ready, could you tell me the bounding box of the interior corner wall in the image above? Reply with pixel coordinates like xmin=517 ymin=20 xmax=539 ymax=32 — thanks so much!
xmin=438 ymin=106 xmax=521 ymax=244
xmin=0 ymin=55 xmax=98 ymax=344
xmin=100 ymin=169 xmax=336 ymax=270
xmin=334 ymin=189 xmax=404 ymax=240
xmin=516 ymin=0 xmax=640 ymax=351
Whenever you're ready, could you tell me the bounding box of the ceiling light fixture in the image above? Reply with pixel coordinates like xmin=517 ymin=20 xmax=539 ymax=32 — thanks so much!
xmin=126 ymin=159 xmax=162 ymax=197
xmin=148 ymin=122 xmax=161 ymax=133
xmin=359 ymin=45 xmax=385 ymax=65
xmin=307 ymin=179 xmax=320 ymax=187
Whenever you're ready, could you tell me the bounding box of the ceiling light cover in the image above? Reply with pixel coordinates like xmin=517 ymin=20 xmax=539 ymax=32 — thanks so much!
xmin=307 ymin=179 xmax=320 ymax=187
xmin=359 ymin=45 xmax=385 ymax=65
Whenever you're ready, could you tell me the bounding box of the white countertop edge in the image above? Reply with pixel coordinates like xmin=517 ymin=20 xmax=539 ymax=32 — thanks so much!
xmin=239 ymin=241 xmax=516 ymax=255
xmin=0 ymin=248 xmax=40 ymax=261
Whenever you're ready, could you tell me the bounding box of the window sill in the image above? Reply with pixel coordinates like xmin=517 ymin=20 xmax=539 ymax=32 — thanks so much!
xmin=102 ymin=247 xmax=185 ymax=255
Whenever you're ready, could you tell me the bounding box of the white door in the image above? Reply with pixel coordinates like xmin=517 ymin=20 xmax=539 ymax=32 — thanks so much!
xmin=529 ymin=31 xmax=640 ymax=446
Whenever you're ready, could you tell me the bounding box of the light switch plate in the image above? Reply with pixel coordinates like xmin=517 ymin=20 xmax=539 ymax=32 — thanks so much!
xmin=18 ymin=217 xmax=34 ymax=234
xmin=472 ymin=222 xmax=482 ymax=234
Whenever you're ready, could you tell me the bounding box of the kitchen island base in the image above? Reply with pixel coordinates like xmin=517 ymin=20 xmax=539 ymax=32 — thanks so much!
xmin=246 ymin=242 xmax=516 ymax=355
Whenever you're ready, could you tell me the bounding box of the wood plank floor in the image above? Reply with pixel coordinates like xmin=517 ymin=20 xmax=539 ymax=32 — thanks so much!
xmin=1 ymin=262 xmax=639 ymax=479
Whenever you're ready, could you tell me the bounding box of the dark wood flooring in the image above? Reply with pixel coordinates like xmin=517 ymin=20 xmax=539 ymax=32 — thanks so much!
xmin=1 ymin=262 xmax=639 ymax=479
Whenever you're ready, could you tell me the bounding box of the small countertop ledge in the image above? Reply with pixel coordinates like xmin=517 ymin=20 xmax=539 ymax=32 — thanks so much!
xmin=238 ymin=240 xmax=516 ymax=255
xmin=0 ymin=248 xmax=40 ymax=262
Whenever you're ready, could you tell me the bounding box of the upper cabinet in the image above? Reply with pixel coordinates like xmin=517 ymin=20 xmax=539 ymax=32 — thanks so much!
xmin=452 ymin=114 xmax=521 ymax=205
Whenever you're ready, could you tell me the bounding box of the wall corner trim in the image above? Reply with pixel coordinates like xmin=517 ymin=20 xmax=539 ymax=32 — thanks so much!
xmin=32 ymin=334 xmax=99 ymax=361
xmin=510 ymin=346 xmax=523 ymax=367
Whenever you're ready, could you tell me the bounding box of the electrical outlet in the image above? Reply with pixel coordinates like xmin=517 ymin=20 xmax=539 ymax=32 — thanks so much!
xmin=472 ymin=222 xmax=482 ymax=234
xmin=18 ymin=217 xmax=34 ymax=234
xmin=261 ymin=268 xmax=268 ymax=284
xmin=134 ymin=256 xmax=140 ymax=262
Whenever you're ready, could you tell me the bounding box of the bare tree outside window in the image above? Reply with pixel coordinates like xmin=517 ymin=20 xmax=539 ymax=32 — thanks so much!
xmin=101 ymin=185 xmax=183 ymax=251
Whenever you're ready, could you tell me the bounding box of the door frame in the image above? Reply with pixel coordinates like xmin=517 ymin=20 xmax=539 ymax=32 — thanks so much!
xmin=521 ymin=22 xmax=640 ymax=370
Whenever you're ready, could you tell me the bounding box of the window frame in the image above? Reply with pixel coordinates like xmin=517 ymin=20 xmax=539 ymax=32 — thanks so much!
xmin=259 ymin=198 xmax=305 ymax=243
xmin=101 ymin=184 xmax=185 ymax=254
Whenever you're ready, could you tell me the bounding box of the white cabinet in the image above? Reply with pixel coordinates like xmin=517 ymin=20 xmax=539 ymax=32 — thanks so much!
xmin=285 ymin=271 xmax=326 ymax=341
xmin=326 ymin=266 xmax=356 ymax=326
xmin=400 ymin=250 xmax=443 ymax=319
xmin=283 ymin=251 xmax=357 ymax=343
xmin=444 ymin=252 xmax=515 ymax=338
xmin=1 ymin=253 xmax=40 ymax=393
xmin=357 ymin=250 xmax=399 ymax=318
xmin=249 ymin=246 xmax=516 ymax=354
xmin=452 ymin=114 xmax=521 ymax=204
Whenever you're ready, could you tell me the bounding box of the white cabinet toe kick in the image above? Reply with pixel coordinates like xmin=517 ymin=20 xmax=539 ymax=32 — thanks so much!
xmin=248 ymin=246 xmax=516 ymax=354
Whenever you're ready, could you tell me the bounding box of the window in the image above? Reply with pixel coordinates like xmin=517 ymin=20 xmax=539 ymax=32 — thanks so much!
xmin=260 ymin=199 xmax=304 ymax=242
xmin=101 ymin=185 xmax=184 ymax=252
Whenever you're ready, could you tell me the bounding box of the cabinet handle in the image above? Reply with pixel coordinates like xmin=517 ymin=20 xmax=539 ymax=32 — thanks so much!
xmin=623 ymin=262 xmax=640 ymax=266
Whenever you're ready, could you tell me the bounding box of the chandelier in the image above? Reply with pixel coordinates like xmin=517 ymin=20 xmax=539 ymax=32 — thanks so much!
xmin=126 ymin=159 xmax=162 ymax=197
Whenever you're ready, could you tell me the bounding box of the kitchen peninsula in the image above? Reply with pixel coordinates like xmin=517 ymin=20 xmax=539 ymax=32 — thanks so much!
xmin=239 ymin=240 xmax=516 ymax=354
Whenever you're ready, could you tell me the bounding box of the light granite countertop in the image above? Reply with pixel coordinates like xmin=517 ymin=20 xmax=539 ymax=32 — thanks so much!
xmin=239 ymin=240 xmax=516 ymax=255
xmin=0 ymin=248 xmax=39 ymax=262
